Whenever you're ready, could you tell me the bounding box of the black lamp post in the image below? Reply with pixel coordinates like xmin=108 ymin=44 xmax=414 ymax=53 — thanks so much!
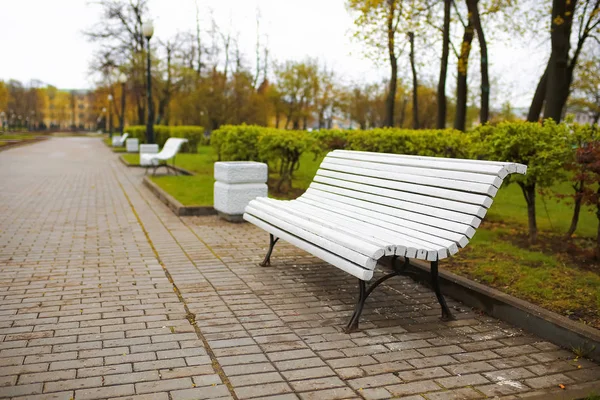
xmin=118 ymin=72 xmax=127 ymax=136
xmin=142 ymin=20 xmax=154 ymax=144
xmin=107 ymin=94 xmax=113 ymax=138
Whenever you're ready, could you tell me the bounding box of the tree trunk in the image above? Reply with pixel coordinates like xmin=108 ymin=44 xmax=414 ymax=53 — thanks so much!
xmin=398 ymin=96 xmax=408 ymax=128
xmin=596 ymin=184 xmax=600 ymax=259
xmin=519 ymin=182 xmax=538 ymax=244
xmin=467 ymin=0 xmax=489 ymax=124
xmin=437 ymin=0 xmax=451 ymax=129
xmin=385 ymin=0 xmax=397 ymax=127
xmin=543 ymin=0 xmax=577 ymax=122
xmin=566 ymin=181 xmax=584 ymax=238
xmin=408 ymin=32 xmax=419 ymax=130
xmin=454 ymin=19 xmax=474 ymax=132
xmin=527 ymin=67 xmax=548 ymax=122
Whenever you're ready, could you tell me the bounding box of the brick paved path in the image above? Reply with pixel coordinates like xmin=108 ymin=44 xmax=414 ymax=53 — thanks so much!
xmin=0 ymin=138 xmax=599 ymax=400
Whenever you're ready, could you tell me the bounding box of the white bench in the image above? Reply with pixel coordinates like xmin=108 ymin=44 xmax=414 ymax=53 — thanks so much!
xmin=112 ymin=133 xmax=129 ymax=147
xmin=243 ymin=149 xmax=527 ymax=332
xmin=141 ymin=138 xmax=188 ymax=175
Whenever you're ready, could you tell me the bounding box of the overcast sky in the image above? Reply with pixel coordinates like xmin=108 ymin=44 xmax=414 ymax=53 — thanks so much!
xmin=0 ymin=0 xmax=550 ymax=108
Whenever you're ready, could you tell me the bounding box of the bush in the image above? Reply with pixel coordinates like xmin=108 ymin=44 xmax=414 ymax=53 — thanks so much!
xmin=472 ymin=120 xmax=570 ymax=243
xmin=211 ymin=124 xmax=263 ymax=161
xmin=125 ymin=125 xmax=206 ymax=153
xmin=346 ymin=128 xmax=472 ymax=158
xmin=258 ymin=130 xmax=315 ymax=192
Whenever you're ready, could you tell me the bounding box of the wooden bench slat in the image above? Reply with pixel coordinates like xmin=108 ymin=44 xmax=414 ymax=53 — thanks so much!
xmin=290 ymin=197 xmax=459 ymax=256
xmin=300 ymin=192 xmax=469 ymax=248
xmin=255 ymin=198 xmax=396 ymax=256
xmin=304 ymin=188 xmax=476 ymax=239
xmin=329 ymin=151 xmax=510 ymax=178
xmin=246 ymin=203 xmax=384 ymax=263
xmin=260 ymin=197 xmax=445 ymax=259
xmin=319 ymin=161 xmax=497 ymax=202
xmin=337 ymin=150 xmax=528 ymax=175
xmin=324 ymin=157 xmax=503 ymax=187
xmin=243 ymin=213 xmax=374 ymax=280
xmin=311 ymin=180 xmax=483 ymax=227
xmin=315 ymin=170 xmax=491 ymax=215
xmin=282 ymin=199 xmax=452 ymax=260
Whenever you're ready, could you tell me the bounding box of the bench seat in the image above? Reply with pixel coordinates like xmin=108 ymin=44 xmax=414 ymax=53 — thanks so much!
xmin=244 ymin=149 xmax=527 ymax=331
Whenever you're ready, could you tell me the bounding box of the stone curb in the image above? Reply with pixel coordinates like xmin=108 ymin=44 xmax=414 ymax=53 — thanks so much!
xmin=119 ymin=154 xmax=194 ymax=176
xmin=406 ymin=258 xmax=600 ymax=363
xmin=513 ymin=379 xmax=600 ymax=400
xmin=142 ymin=176 xmax=215 ymax=217
xmin=0 ymin=136 xmax=49 ymax=152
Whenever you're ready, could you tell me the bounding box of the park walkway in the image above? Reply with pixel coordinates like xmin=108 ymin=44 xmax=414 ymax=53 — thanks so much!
xmin=0 ymin=137 xmax=599 ymax=400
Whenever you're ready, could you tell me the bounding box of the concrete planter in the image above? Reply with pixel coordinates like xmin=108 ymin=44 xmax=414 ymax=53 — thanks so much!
xmin=214 ymin=161 xmax=268 ymax=222
xmin=139 ymin=144 xmax=159 ymax=166
xmin=126 ymin=138 xmax=139 ymax=153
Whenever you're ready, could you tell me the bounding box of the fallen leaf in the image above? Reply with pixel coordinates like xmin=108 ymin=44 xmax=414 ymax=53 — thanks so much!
xmin=559 ymin=384 xmax=566 ymax=389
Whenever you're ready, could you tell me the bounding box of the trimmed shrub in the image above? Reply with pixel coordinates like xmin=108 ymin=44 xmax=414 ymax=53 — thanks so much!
xmin=211 ymin=124 xmax=263 ymax=161
xmin=345 ymin=128 xmax=472 ymax=158
xmin=472 ymin=120 xmax=571 ymax=243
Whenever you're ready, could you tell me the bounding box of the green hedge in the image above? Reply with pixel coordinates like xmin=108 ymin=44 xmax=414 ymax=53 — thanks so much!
xmin=211 ymin=125 xmax=475 ymax=191
xmin=125 ymin=125 xmax=207 ymax=153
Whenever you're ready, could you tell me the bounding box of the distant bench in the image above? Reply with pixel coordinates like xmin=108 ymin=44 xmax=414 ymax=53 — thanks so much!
xmin=141 ymin=138 xmax=188 ymax=176
xmin=244 ymin=150 xmax=527 ymax=332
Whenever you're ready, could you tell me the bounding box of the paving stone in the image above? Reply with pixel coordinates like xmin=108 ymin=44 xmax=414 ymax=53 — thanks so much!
xmin=385 ymin=380 xmax=441 ymax=397
xmin=524 ymin=373 xmax=575 ymax=389
xmin=229 ymin=372 xmax=284 ymax=386
xmin=435 ymin=373 xmax=490 ymax=388
xmin=298 ymin=387 xmax=356 ymax=400
xmin=281 ymin=366 xmax=336 ymax=381
xmin=234 ymin=382 xmax=293 ymax=399
xmin=425 ymin=387 xmax=485 ymax=399
xmin=289 ymin=376 xmax=347 ymax=392
xmin=347 ymin=373 xmax=401 ymax=389
xmin=75 ymin=384 xmax=135 ymax=400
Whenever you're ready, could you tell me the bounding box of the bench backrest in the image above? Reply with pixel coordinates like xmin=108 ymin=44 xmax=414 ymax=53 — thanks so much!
xmin=157 ymin=138 xmax=188 ymax=160
xmin=303 ymin=150 xmax=526 ymax=248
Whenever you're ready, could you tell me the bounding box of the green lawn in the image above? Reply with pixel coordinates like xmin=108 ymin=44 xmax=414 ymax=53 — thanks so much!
xmin=447 ymin=226 xmax=600 ymax=328
xmin=122 ymin=145 xmax=600 ymax=327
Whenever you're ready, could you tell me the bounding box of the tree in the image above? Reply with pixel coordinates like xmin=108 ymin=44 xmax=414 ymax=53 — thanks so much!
xmin=562 ymin=123 xmax=599 ymax=238
xmin=274 ymin=59 xmax=320 ymax=129
xmin=528 ymin=0 xmax=600 ymax=122
xmin=569 ymin=53 xmax=600 ymax=124
xmin=408 ymin=31 xmax=419 ymax=129
xmin=571 ymin=140 xmax=600 ymax=256
xmin=453 ymin=5 xmax=474 ymax=131
xmin=347 ymin=0 xmax=403 ymax=127
xmin=0 ymin=81 xmax=8 ymax=113
xmin=437 ymin=0 xmax=451 ymax=129
xmin=85 ymin=0 xmax=150 ymax=125
xmin=467 ymin=0 xmax=490 ymax=124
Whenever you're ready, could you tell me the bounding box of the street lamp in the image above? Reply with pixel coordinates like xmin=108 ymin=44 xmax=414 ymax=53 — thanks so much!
xmin=118 ymin=72 xmax=127 ymax=136
xmin=102 ymin=107 xmax=107 ymax=133
xmin=107 ymin=94 xmax=113 ymax=138
xmin=142 ymin=20 xmax=154 ymax=144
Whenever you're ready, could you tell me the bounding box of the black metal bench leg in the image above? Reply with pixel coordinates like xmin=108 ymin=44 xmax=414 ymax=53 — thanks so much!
xmin=344 ymin=279 xmax=366 ymax=333
xmin=260 ymin=234 xmax=279 ymax=267
xmin=431 ymin=261 xmax=454 ymax=321
xmin=344 ymin=257 xmax=406 ymax=333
